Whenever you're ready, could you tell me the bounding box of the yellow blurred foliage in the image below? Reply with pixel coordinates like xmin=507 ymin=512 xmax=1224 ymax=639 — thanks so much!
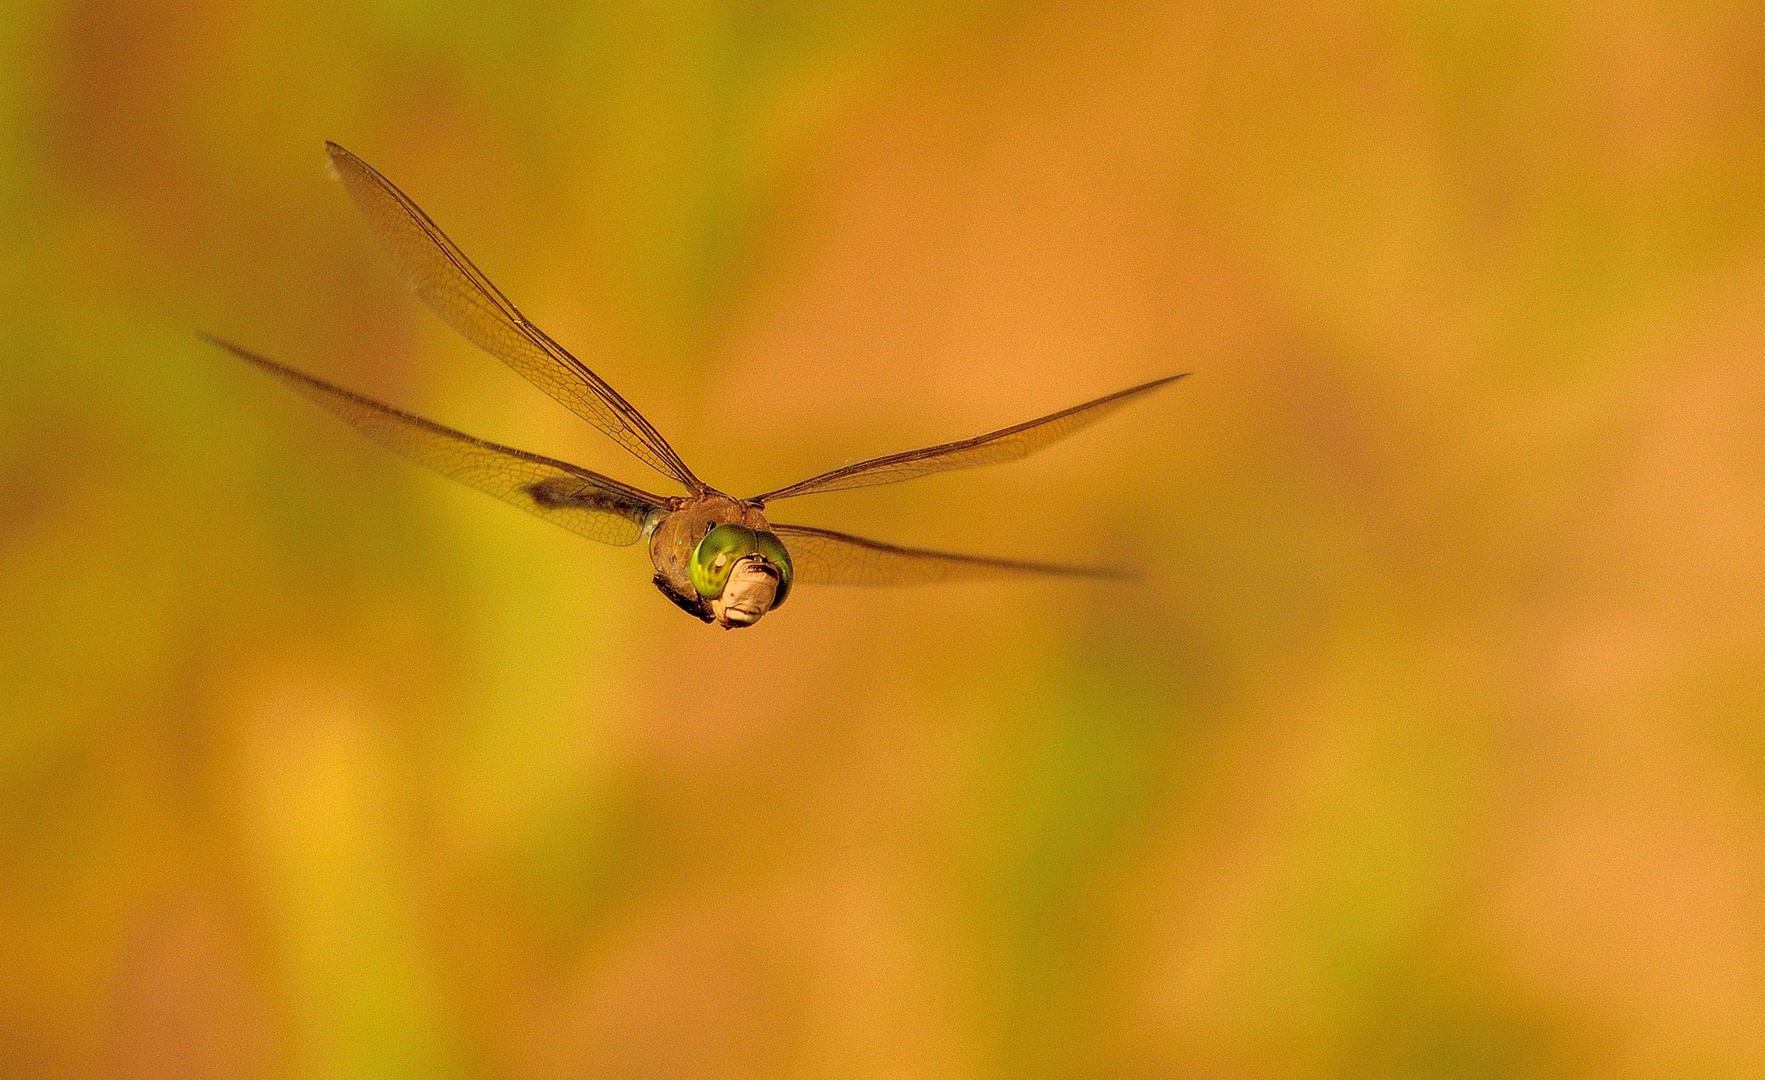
xmin=3 ymin=1 xmax=1765 ymax=1077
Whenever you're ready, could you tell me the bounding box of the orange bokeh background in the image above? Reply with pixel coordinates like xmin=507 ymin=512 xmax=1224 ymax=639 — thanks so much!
xmin=4 ymin=2 xmax=1765 ymax=1077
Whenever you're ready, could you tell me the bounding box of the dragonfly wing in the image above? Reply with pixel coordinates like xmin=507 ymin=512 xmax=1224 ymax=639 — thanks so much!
xmin=208 ymin=336 xmax=670 ymax=547
xmin=324 ymin=142 xmax=701 ymax=491
xmin=771 ymin=523 xmax=1129 ymax=586
xmin=751 ymin=374 xmax=1184 ymax=503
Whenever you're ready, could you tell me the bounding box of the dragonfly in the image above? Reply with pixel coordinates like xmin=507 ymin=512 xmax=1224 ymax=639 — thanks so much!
xmin=206 ymin=142 xmax=1185 ymax=628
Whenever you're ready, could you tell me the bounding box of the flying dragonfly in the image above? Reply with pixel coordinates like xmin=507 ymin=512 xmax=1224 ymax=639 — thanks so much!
xmin=206 ymin=142 xmax=1185 ymax=628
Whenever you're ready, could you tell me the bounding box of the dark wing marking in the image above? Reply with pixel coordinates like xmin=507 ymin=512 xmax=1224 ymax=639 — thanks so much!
xmin=324 ymin=142 xmax=702 ymax=491
xmin=206 ymin=335 xmax=670 ymax=547
xmin=750 ymin=374 xmax=1185 ymax=503
xmin=771 ymin=523 xmax=1130 ymax=586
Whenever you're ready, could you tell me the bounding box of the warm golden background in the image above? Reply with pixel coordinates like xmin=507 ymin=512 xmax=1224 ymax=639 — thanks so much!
xmin=4 ymin=1 xmax=1765 ymax=1077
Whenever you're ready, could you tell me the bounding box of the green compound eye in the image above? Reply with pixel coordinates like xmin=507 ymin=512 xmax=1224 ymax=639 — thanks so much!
xmin=689 ymin=524 xmax=793 ymax=608
xmin=755 ymin=529 xmax=792 ymax=609
xmin=691 ymin=524 xmax=759 ymax=599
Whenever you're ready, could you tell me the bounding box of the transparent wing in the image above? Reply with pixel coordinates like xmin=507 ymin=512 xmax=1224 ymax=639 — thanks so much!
xmin=751 ymin=374 xmax=1185 ymax=503
xmin=208 ymin=336 xmax=670 ymax=547
xmin=771 ymin=523 xmax=1129 ymax=586
xmin=324 ymin=142 xmax=702 ymax=491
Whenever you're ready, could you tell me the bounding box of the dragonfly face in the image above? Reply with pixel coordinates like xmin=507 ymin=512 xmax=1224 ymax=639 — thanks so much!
xmin=690 ymin=523 xmax=793 ymax=628
xmin=206 ymin=142 xmax=1185 ymax=627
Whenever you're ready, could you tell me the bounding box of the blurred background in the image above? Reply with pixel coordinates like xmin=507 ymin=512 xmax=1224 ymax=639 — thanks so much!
xmin=3 ymin=1 xmax=1765 ymax=1077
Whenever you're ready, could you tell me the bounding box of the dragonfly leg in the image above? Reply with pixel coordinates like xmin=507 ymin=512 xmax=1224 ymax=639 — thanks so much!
xmin=653 ymin=575 xmax=714 ymax=623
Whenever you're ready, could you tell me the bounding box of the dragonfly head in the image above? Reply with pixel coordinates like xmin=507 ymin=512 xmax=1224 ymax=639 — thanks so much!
xmin=690 ymin=523 xmax=794 ymax=629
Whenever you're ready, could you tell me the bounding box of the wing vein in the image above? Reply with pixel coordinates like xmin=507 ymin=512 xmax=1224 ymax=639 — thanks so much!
xmin=772 ymin=523 xmax=1130 ymax=586
xmin=751 ymin=374 xmax=1185 ymax=503
xmin=206 ymin=335 xmax=670 ymax=547
xmin=325 ymin=142 xmax=702 ymax=491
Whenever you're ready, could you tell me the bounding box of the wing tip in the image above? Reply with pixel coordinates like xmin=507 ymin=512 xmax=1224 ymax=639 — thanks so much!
xmin=322 ymin=140 xmax=351 ymax=180
xmin=196 ymin=329 xmax=244 ymax=358
xmin=198 ymin=333 xmax=288 ymax=381
xmin=1093 ymin=565 xmax=1141 ymax=581
xmin=1046 ymin=563 xmax=1138 ymax=582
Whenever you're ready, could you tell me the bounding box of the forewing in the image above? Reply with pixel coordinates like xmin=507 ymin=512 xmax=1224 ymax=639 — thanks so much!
xmin=752 ymin=374 xmax=1185 ymax=503
xmin=209 ymin=336 xmax=669 ymax=547
xmin=771 ymin=524 xmax=1128 ymax=586
xmin=324 ymin=142 xmax=701 ymax=490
